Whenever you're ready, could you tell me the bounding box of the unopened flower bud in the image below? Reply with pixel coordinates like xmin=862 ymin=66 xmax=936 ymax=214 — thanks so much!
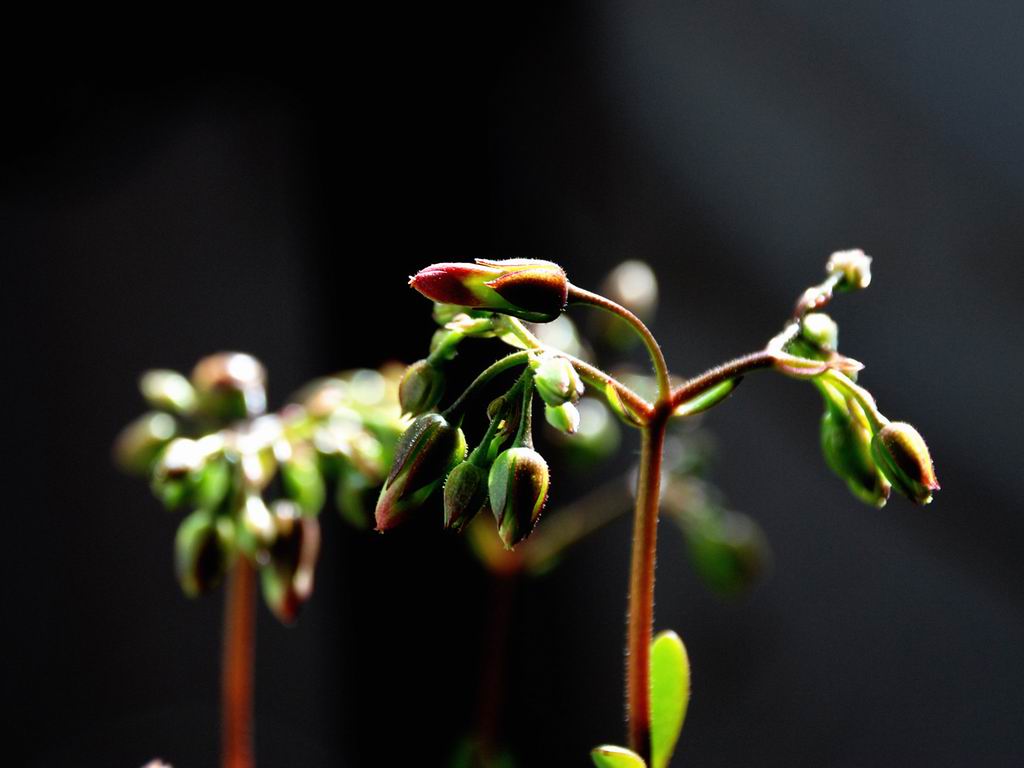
xmin=826 ymin=249 xmax=872 ymax=291
xmin=870 ymin=422 xmax=939 ymax=505
xmin=237 ymin=494 xmax=277 ymax=556
xmin=280 ymin=446 xmax=326 ymax=516
xmin=544 ymin=402 xmax=580 ymax=434
xmin=410 ymin=259 xmax=568 ymax=323
xmin=261 ymin=502 xmax=321 ymax=624
xmin=191 ymin=352 xmax=267 ymax=423
xmin=375 ymin=413 xmax=467 ymax=531
xmin=151 ymin=437 xmax=206 ymax=509
xmin=801 ymin=313 xmax=839 ymax=351
xmin=820 ymin=405 xmax=890 ymax=507
xmin=530 ymin=354 xmax=584 ymax=406
xmin=443 ymin=460 xmax=489 ymax=532
xmin=175 ymin=510 xmax=234 ymax=597
xmin=399 ymin=359 xmax=446 ymax=416
xmin=488 ymin=447 xmax=549 ymax=549
xmin=139 ymin=369 xmax=197 ymax=415
xmin=113 ymin=412 xmax=177 ymax=475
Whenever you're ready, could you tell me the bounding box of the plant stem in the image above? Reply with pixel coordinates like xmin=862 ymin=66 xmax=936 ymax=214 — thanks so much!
xmin=222 ymin=557 xmax=256 ymax=768
xmin=625 ymin=408 xmax=668 ymax=762
xmin=567 ymin=284 xmax=671 ymax=401
xmin=476 ymin=572 xmax=517 ymax=764
xmin=670 ymin=351 xmax=775 ymax=410
xmin=441 ymin=351 xmax=531 ymax=420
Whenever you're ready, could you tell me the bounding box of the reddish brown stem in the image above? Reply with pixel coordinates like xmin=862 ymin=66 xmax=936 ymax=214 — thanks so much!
xmin=222 ymin=558 xmax=256 ymax=768
xmin=476 ymin=572 xmax=518 ymax=763
xmin=626 ymin=410 xmax=668 ymax=762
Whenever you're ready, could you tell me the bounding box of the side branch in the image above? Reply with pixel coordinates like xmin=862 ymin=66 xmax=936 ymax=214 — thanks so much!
xmin=670 ymin=351 xmax=776 ymax=410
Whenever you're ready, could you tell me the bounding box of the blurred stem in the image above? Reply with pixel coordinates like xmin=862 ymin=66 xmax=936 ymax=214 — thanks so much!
xmin=222 ymin=557 xmax=256 ymax=768
xmin=626 ymin=409 xmax=668 ymax=762
xmin=567 ymin=284 xmax=671 ymax=401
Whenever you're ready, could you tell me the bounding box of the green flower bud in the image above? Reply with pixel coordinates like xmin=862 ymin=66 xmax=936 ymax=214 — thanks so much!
xmin=488 ymin=446 xmax=549 ymax=549
xmin=820 ymin=399 xmax=890 ymax=508
xmin=113 ymin=412 xmax=177 ymax=475
xmin=801 ymin=312 xmax=839 ymax=351
xmin=871 ymin=422 xmax=939 ymax=505
xmin=139 ymin=369 xmax=197 ymax=415
xmin=175 ymin=510 xmax=235 ymax=597
xmin=151 ymin=437 xmax=206 ymax=509
xmin=826 ymin=248 xmax=872 ymax=291
xmin=530 ymin=354 xmax=584 ymax=406
xmin=443 ymin=460 xmax=489 ymax=532
xmin=280 ymin=445 xmax=326 ymax=516
xmin=261 ymin=502 xmax=321 ymax=624
xmin=191 ymin=352 xmax=267 ymax=423
xmin=375 ymin=413 xmax=467 ymax=531
xmin=398 ymin=359 xmax=446 ymax=416
xmin=410 ymin=259 xmax=568 ymax=323
xmin=544 ymin=402 xmax=580 ymax=434
xmin=236 ymin=493 xmax=277 ymax=556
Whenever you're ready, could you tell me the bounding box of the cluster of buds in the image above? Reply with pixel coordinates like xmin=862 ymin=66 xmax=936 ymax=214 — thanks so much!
xmin=777 ymin=251 xmax=939 ymax=507
xmin=114 ymin=353 xmax=406 ymax=623
xmin=375 ymin=259 xmax=589 ymax=549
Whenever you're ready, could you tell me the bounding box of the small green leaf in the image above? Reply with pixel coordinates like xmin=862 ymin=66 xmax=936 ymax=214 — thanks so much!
xmin=673 ymin=378 xmax=738 ymax=418
xmin=650 ymin=630 xmax=690 ymax=768
xmin=591 ymin=745 xmax=647 ymax=768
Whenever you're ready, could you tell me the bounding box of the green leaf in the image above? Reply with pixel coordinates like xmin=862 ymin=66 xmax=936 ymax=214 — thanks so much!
xmin=673 ymin=378 xmax=738 ymax=418
xmin=604 ymin=380 xmax=643 ymax=426
xmin=591 ymin=745 xmax=646 ymax=768
xmin=650 ymin=630 xmax=690 ymax=768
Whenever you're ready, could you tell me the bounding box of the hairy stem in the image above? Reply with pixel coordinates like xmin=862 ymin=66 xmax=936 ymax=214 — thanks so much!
xmin=671 ymin=351 xmax=776 ymax=410
xmin=222 ymin=558 xmax=256 ymax=768
xmin=568 ymin=284 xmax=671 ymax=401
xmin=626 ymin=410 xmax=668 ymax=762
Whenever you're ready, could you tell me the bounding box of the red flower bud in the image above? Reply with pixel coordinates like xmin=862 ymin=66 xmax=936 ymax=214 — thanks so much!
xmin=410 ymin=259 xmax=568 ymax=323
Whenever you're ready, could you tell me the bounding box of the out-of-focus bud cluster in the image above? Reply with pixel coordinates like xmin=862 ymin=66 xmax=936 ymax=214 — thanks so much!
xmin=114 ymin=353 xmax=407 ymax=624
xmin=662 ymin=431 xmax=772 ymax=598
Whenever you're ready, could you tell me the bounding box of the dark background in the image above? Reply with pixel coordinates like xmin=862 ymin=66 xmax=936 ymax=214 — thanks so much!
xmin=6 ymin=2 xmax=1024 ymax=766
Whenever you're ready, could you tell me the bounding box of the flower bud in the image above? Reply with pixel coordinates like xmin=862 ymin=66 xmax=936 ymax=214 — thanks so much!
xmin=801 ymin=312 xmax=838 ymax=351
xmin=280 ymin=445 xmax=326 ymax=516
xmin=530 ymin=354 xmax=584 ymax=406
xmin=191 ymin=352 xmax=267 ymax=423
xmin=870 ymin=422 xmax=939 ymax=505
xmin=151 ymin=437 xmax=206 ymax=509
xmin=375 ymin=413 xmax=467 ymax=530
xmin=820 ymin=405 xmax=890 ymax=507
xmin=399 ymin=359 xmax=446 ymax=416
xmin=175 ymin=510 xmax=234 ymax=597
xmin=488 ymin=447 xmax=549 ymax=549
xmin=544 ymin=402 xmax=580 ymax=434
xmin=261 ymin=502 xmax=321 ymax=624
xmin=826 ymin=249 xmax=872 ymax=291
xmin=139 ymin=369 xmax=197 ymax=415
xmin=443 ymin=460 xmax=489 ymax=532
xmin=113 ymin=412 xmax=177 ymax=475
xmin=410 ymin=259 xmax=568 ymax=323
xmin=236 ymin=493 xmax=277 ymax=556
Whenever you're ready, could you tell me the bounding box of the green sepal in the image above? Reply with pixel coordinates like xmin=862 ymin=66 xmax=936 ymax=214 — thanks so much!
xmin=673 ymin=378 xmax=739 ymax=418
xmin=590 ymin=745 xmax=646 ymax=768
xmin=650 ymin=630 xmax=690 ymax=768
